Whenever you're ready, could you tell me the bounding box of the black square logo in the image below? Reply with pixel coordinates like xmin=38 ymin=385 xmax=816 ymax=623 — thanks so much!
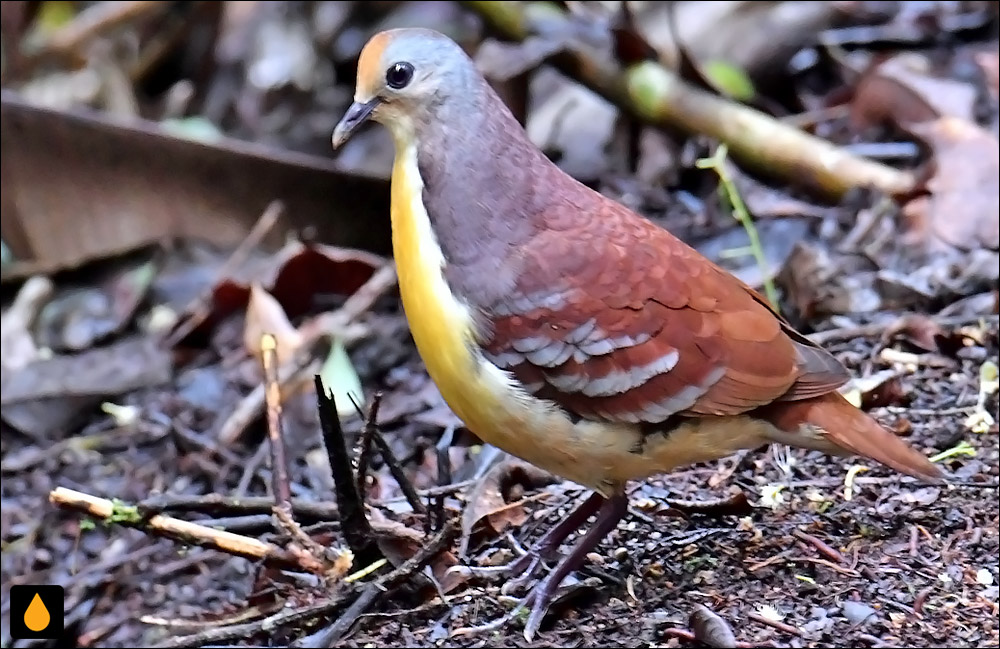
xmin=8 ymin=585 xmax=65 ymax=639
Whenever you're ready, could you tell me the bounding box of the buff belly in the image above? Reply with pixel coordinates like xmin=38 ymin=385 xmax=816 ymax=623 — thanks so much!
xmin=387 ymin=139 xmax=775 ymax=494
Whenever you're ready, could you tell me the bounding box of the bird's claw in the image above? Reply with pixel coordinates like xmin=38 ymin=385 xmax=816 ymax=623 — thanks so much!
xmin=500 ymin=553 xmax=544 ymax=595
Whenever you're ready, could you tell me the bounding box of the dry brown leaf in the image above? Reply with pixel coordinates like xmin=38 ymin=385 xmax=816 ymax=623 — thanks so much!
xmin=0 ymin=276 xmax=52 ymax=372
xmin=851 ymin=54 xmax=978 ymax=131
xmin=365 ymin=518 xmax=463 ymax=594
xmin=243 ymin=283 xmax=303 ymax=361
xmin=905 ymin=117 xmax=1000 ymax=253
xmin=173 ymin=240 xmax=386 ymax=347
xmin=882 ymin=313 xmax=970 ymax=356
xmin=0 ymin=91 xmax=390 ymax=281
xmin=459 ymin=457 xmax=553 ymax=557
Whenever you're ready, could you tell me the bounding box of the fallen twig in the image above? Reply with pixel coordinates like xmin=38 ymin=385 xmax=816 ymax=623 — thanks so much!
xmin=792 ymin=528 xmax=847 ymax=564
xmin=807 ymin=313 xmax=999 ymax=346
xmin=262 ymin=333 xmax=348 ymax=577
xmin=160 ymin=519 xmax=457 ymax=648
xmin=748 ymin=553 xmax=860 ymax=576
xmin=49 ymin=487 xmax=306 ymax=571
xmin=461 ymin=0 xmax=915 ymax=200
xmin=153 ymin=596 xmax=353 ymax=649
xmin=219 ymin=263 xmax=397 ymax=444
xmin=136 ymin=480 xmax=478 ymax=520
xmin=367 ymin=402 xmax=428 ymax=520
xmin=164 ymin=200 xmax=283 ymax=348
xmin=354 ymin=393 xmax=381 ymax=503
xmin=747 ymin=611 xmax=804 ymax=637
xmin=434 ymin=426 xmax=456 ymax=532
xmin=23 ymin=0 xmax=171 ymax=66
xmin=291 ymin=584 xmax=382 ymax=648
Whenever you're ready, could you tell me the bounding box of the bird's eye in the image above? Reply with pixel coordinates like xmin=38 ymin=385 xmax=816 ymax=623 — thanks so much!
xmin=385 ymin=62 xmax=414 ymax=90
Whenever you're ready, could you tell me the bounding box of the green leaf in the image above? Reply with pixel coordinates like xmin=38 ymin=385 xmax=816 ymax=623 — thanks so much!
xmin=319 ymin=338 xmax=364 ymax=417
xmin=160 ymin=117 xmax=224 ymax=144
xmin=36 ymin=1 xmax=77 ymax=34
xmin=703 ymin=60 xmax=756 ymax=102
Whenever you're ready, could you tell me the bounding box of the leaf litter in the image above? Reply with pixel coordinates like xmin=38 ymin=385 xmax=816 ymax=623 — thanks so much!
xmin=1 ymin=2 xmax=998 ymax=648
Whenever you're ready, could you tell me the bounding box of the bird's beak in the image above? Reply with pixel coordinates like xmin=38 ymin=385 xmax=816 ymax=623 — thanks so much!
xmin=332 ymin=97 xmax=380 ymax=150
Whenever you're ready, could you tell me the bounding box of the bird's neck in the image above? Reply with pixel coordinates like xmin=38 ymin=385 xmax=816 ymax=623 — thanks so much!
xmin=391 ymin=89 xmax=562 ymax=312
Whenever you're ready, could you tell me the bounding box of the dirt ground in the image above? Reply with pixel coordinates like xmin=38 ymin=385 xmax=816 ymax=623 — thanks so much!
xmin=2 ymin=314 xmax=997 ymax=648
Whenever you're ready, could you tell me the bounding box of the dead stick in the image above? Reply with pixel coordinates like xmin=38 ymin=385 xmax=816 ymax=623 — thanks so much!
xmin=291 ymin=584 xmax=382 ymax=648
xmin=49 ymin=487 xmax=303 ymax=570
xmin=262 ymin=333 xmax=293 ymax=507
xmin=747 ymin=612 xmax=804 ymax=637
xmin=461 ymin=0 xmax=915 ymax=201
xmin=164 ymin=200 xmax=283 ymax=348
xmin=261 ymin=333 xmax=330 ymax=572
xmin=219 ymin=263 xmax=397 ymax=444
xmin=25 ymin=0 xmax=168 ymax=61
xmin=153 ymin=596 xmax=353 ymax=649
xmin=791 ymin=528 xmax=846 ymax=564
xmin=137 ymin=480 xmax=477 ymax=519
xmin=367 ymin=404 xmax=428 ymax=519
xmin=354 ymin=393 xmax=382 ymax=506
xmin=807 ymin=313 xmax=999 ymax=346
xmin=315 ymin=375 xmax=381 ymax=565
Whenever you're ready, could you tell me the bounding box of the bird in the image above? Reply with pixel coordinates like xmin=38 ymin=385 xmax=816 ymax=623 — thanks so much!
xmin=331 ymin=27 xmax=945 ymax=640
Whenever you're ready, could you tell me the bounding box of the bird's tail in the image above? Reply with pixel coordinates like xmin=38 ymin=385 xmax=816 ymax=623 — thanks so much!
xmin=758 ymin=391 xmax=945 ymax=483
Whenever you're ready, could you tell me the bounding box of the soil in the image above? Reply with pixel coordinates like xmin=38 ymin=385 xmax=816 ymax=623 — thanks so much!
xmin=2 ymin=315 xmax=997 ymax=648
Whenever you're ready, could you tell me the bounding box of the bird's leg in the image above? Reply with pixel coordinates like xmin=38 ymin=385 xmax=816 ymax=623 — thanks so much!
xmin=504 ymin=490 xmax=606 ymax=584
xmin=519 ymin=492 xmax=628 ymax=640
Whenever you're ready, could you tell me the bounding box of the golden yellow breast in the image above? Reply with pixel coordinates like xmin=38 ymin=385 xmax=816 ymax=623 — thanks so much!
xmin=388 ymin=143 xmax=510 ymax=435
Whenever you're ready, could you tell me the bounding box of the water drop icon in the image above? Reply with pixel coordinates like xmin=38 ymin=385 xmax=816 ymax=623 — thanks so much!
xmin=24 ymin=593 xmax=50 ymax=632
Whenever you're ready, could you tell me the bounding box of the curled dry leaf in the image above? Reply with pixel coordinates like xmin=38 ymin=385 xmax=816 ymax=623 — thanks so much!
xmin=883 ymin=313 xmax=970 ymax=356
xmin=851 ymin=53 xmax=978 ymax=131
xmin=458 ymin=457 xmax=554 ymax=557
xmin=174 ymin=240 xmax=386 ymax=347
xmin=243 ymin=282 xmax=303 ymax=361
xmin=905 ymin=117 xmax=1000 ymax=253
xmin=841 ymin=369 xmax=909 ymax=411
xmin=365 ymin=518 xmax=462 ymax=594
xmin=0 ymin=275 xmax=53 ymax=372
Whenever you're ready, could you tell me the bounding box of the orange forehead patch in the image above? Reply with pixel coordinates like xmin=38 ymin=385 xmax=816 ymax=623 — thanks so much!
xmin=355 ymin=31 xmax=393 ymax=99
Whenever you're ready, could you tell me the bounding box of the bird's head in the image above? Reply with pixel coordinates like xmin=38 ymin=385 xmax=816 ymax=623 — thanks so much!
xmin=332 ymin=28 xmax=476 ymax=150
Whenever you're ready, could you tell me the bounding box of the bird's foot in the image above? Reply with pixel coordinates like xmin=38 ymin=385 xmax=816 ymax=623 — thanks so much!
xmin=448 ymin=491 xmax=606 ymax=586
xmin=452 ymin=492 xmax=628 ymax=642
